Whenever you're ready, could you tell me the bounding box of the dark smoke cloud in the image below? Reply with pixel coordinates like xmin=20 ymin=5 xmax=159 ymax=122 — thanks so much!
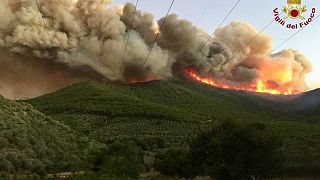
xmin=0 ymin=48 xmax=95 ymax=99
xmin=0 ymin=0 xmax=313 ymax=99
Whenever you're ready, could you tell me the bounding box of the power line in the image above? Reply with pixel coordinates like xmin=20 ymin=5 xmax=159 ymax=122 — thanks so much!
xmin=140 ymin=0 xmax=175 ymax=69
xmin=225 ymin=16 xmax=318 ymax=94
xmin=202 ymin=0 xmax=241 ymax=48
xmin=33 ymin=0 xmax=70 ymax=83
xmin=164 ymin=0 xmax=241 ymax=74
xmin=195 ymin=1 xmax=212 ymax=26
xmin=234 ymin=18 xmax=275 ymax=53
xmin=233 ymin=12 xmax=284 ymax=56
xmin=161 ymin=0 xmax=215 ymax=74
xmin=240 ymin=14 xmax=320 ymax=75
xmin=34 ymin=0 xmax=56 ymax=58
xmin=99 ymin=0 xmax=104 ymax=76
xmin=118 ymin=0 xmax=139 ymax=79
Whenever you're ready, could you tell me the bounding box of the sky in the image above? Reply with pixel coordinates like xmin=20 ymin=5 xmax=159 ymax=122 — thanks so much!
xmin=110 ymin=0 xmax=320 ymax=89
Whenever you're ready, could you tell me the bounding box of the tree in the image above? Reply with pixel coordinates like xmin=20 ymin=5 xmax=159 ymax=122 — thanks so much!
xmin=93 ymin=141 xmax=144 ymax=179
xmin=189 ymin=120 xmax=284 ymax=180
xmin=154 ymin=148 xmax=198 ymax=179
xmin=0 ymin=159 xmax=14 ymax=173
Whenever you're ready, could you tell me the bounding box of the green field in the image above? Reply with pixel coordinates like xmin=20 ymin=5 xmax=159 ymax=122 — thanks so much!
xmin=24 ymin=80 xmax=320 ymax=177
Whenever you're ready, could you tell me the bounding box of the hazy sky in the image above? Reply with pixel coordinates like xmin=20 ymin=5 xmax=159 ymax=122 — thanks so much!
xmin=111 ymin=0 xmax=320 ymax=88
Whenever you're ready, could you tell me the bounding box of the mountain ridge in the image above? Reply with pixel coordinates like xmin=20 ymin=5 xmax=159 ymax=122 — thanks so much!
xmin=24 ymin=80 xmax=320 ymax=176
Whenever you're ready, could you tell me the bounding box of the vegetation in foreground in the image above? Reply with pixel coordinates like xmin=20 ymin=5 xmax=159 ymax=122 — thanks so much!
xmin=155 ymin=120 xmax=284 ymax=180
xmin=66 ymin=120 xmax=284 ymax=180
xmin=26 ymin=80 xmax=320 ymax=177
xmin=0 ymin=96 xmax=102 ymax=178
xmin=0 ymin=80 xmax=319 ymax=179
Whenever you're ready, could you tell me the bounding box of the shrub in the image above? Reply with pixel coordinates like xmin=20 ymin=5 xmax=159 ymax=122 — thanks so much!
xmin=154 ymin=148 xmax=198 ymax=179
xmin=93 ymin=141 xmax=144 ymax=179
xmin=189 ymin=120 xmax=285 ymax=180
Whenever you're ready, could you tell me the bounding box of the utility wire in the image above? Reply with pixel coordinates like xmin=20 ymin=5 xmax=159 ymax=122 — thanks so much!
xmin=200 ymin=0 xmax=241 ymax=50
xmin=140 ymin=0 xmax=175 ymax=69
xmin=233 ymin=12 xmax=283 ymax=56
xmin=34 ymin=0 xmax=70 ymax=83
xmin=99 ymin=0 xmax=104 ymax=76
xmin=34 ymin=0 xmax=56 ymax=57
xmin=118 ymin=0 xmax=139 ymax=79
xmin=234 ymin=18 xmax=275 ymax=53
xmin=239 ymin=14 xmax=320 ymax=76
xmin=226 ymin=17 xmax=318 ymax=94
xmin=164 ymin=0 xmax=241 ymax=74
xmin=165 ymin=0 xmax=241 ymax=73
xmin=164 ymin=0 xmax=213 ymax=74
xmin=195 ymin=1 xmax=212 ymax=26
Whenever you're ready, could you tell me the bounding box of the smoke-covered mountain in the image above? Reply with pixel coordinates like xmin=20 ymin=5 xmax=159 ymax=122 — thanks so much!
xmin=1 ymin=0 xmax=319 ymax=178
xmin=0 ymin=0 xmax=315 ymax=100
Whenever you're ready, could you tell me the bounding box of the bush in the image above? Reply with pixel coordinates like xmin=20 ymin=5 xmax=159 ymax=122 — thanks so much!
xmin=154 ymin=148 xmax=198 ymax=179
xmin=66 ymin=172 xmax=132 ymax=180
xmin=189 ymin=120 xmax=285 ymax=180
xmin=154 ymin=120 xmax=285 ymax=180
xmin=93 ymin=141 xmax=144 ymax=179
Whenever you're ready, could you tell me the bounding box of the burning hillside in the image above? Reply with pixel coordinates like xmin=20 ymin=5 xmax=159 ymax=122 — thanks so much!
xmin=184 ymin=68 xmax=298 ymax=95
xmin=0 ymin=0 xmax=313 ymax=99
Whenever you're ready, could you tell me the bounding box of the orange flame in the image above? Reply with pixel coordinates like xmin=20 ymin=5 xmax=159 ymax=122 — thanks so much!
xmin=184 ymin=68 xmax=298 ymax=95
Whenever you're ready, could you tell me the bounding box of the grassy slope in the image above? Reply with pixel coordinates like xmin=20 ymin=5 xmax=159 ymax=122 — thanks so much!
xmin=26 ymin=80 xmax=320 ymax=176
xmin=0 ymin=96 xmax=101 ymax=174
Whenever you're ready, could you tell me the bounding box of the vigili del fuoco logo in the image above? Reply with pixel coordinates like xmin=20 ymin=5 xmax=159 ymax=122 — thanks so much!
xmin=273 ymin=0 xmax=316 ymax=29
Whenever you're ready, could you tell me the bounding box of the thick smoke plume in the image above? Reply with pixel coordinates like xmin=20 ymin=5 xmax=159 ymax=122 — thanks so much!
xmin=0 ymin=0 xmax=313 ymax=99
xmin=0 ymin=48 xmax=96 ymax=99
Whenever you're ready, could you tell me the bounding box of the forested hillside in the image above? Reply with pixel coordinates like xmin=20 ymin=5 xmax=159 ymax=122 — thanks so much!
xmin=0 ymin=96 xmax=102 ymax=177
xmin=26 ymin=80 xmax=320 ymax=176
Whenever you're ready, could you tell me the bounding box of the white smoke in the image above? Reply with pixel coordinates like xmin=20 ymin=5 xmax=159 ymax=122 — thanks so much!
xmin=0 ymin=0 xmax=313 ymax=99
